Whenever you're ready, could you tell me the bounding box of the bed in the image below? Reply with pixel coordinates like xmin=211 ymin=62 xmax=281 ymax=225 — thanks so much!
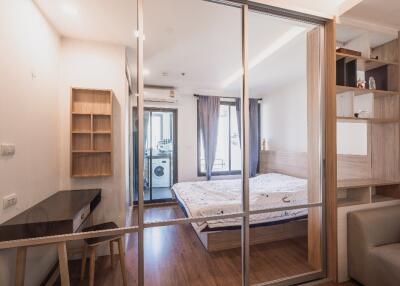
xmin=172 ymin=173 xmax=309 ymax=251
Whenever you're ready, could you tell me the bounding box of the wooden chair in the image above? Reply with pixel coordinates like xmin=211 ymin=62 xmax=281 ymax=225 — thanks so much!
xmin=80 ymin=222 xmax=127 ymax=286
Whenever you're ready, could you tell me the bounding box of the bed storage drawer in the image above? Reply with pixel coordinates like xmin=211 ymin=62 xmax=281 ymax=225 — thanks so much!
xmin=198 ymin=219 xmax=307 ymax=252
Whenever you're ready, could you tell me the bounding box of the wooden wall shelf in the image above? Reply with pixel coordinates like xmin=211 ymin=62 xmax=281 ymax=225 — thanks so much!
xmin=336 ymin=85 xmax=399 ymax=96
xmin=336 ymin=52 xmax=399 ymax=71
xmin=70 ymin=88 xmax=113 ymax=178
xmin=337 ymin=116 xmax=400 ymax=123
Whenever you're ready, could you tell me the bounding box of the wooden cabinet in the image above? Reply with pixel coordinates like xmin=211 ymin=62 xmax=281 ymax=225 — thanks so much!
xmin=70 ymin=88 xmax=113 ymax=177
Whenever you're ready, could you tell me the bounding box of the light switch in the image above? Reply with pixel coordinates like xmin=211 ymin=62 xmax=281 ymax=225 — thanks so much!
xmin=1 ymin=143 xmax=15 ymax=156
xmin=3 ymin=194 xmax=17 ymax=209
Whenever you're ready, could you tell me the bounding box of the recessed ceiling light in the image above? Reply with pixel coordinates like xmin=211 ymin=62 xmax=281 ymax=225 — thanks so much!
xmin=60 ymin=3 xmax=78 ymax=16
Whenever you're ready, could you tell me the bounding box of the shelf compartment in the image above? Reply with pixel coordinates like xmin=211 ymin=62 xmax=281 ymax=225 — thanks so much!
xmin=93 ymin=133 xmax=112 ymax=151
xmin=373 ymin=184 xmax=400 ymax=202
xmin=71 ymin=88 xmax=112 ymax=115
xmin=72 ymin=114 xmax=91 ymax=132
xmin=71 ymin=152 xmax=112 ymax=177
xmin=72 ymin=133 xmax=91 ymax=151
xmin=93 ymin=115 xmax=111 ymax=132
xmin=337 ymin=187 xmax=371 ymax=207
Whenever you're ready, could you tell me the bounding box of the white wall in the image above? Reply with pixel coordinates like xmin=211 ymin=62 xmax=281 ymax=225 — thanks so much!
xmin=337 ymin=122 xmax=368 ymax=155
xmin=0 ymin=0 xmax=60 ymax=285
xmin=58 ymin=38 xmax=128 ymax=227
xmin=260 ymin=80 xmax=308 ymax=153
xmin=337 ymin=92 xmax=371 ymax=155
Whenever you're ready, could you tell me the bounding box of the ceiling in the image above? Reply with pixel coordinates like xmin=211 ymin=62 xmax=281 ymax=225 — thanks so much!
xmin=342 ymin=0 xmax=400 ymax=31
xmin=336 ymin=24 xmax=397 ymax=48
xmin=34 ymin=0 xmax=317 ymax=96
xmin=34 ymin=0 xmax=137 ymax=47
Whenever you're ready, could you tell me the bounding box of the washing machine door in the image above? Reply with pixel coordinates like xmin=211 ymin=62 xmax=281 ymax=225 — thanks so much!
xmin=154 ymin=165 xmax=165 ymax=177
xmin=152 ymin=158 xmax=170 ymax=188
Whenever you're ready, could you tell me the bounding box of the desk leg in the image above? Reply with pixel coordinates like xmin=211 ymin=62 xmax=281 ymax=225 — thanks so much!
xmin=15 ymin=247 xmax=27 ymax=286
xmin=57 ymin=242 xmax=70 ymax=286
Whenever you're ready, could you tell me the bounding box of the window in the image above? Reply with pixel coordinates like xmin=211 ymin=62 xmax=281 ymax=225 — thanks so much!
xmin=197 ymin=102 xmax=242 ymax=176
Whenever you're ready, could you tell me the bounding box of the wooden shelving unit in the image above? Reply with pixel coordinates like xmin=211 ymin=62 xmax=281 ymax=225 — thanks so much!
xmin=335 ymin=37 xmax=400 ymax=283
xmin=336 ymin=43 xmax=400 ymax=206
xmin=336 ymin=85 xmax=399 ymax=96
xmin=70 ymin=88 xmax=113 ymax=178
xmin=336 ymin=52 xmax=398 ymax=71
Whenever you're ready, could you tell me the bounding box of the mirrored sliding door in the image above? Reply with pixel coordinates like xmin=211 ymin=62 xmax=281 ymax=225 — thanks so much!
xmin=246 ymin=8 xmax=325 ymax=285
xmin=133 ymin=1 xmax=327 ymax=286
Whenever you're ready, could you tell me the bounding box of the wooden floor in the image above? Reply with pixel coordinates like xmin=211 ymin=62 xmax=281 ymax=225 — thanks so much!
xmin=63 ymin=205 xmax=353 ymax=286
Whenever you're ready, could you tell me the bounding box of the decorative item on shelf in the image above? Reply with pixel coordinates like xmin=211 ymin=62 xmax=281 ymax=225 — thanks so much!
xmin=262 ymin=138 xmax=268 ymax=151
xmin=370 ymin=55 xmax=379 ymax=60
xmin=336 ymin=48 xmax=362 ymax=57
xmin=369 ymin=76 xmax=376 ymax=90
xmin=357 ymin=78 xmax=366 ymax=89
xmin=355 ymin=110 xmax=370 ymax=119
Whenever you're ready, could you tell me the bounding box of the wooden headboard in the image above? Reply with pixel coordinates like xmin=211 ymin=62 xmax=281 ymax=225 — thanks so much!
xmin=259 ymin=150 xmax=308 ymax=178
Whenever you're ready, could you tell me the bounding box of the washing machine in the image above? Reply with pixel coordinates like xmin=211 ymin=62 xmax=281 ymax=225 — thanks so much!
xmin=151 ymin=157 xmax=171 ymax=188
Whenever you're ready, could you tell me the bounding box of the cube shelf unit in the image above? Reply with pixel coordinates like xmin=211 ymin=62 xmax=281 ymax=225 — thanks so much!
xmin=70 ymin=88 xmax=113 ymax=177
xmin=337 ymin=179 xmax=400 ymax=207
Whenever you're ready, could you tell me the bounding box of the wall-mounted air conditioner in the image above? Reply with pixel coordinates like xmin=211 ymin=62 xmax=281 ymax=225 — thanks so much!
xmin=144 ymin=85 xmax=177 ymax=103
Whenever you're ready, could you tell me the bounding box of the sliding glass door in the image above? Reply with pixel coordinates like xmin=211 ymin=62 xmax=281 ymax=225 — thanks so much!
xmin=132 ymin=0 xmax=327 ymax=285
xmin=133 ymin=107 xmax=177 ymax=203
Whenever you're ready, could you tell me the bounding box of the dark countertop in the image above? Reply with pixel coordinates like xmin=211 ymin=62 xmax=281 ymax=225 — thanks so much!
xmin=0 ymin=189 xmax=101 ymax=242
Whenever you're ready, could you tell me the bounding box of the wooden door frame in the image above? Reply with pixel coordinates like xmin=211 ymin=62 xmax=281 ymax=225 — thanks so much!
xmin=324 ymin=18 xmax=338 ymax=282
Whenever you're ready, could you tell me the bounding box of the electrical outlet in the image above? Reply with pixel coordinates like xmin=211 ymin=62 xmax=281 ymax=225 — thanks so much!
xmin=3 ymin=194 xmax=17 ymax=209
xmin=1 ymin=143 xmax=15 ymax=156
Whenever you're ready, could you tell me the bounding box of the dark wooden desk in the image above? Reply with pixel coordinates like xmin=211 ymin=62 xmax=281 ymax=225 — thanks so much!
xmin=0 ymin=189 xmax=101 ymax=286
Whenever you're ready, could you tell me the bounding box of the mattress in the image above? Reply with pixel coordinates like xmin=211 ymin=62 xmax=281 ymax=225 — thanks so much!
xmin=172 ymin=173 xmax=308 ymax=232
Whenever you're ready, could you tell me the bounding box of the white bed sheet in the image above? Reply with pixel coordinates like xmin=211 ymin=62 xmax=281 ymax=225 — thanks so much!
xmin=172 ymin=173 xmax=308 ymax=232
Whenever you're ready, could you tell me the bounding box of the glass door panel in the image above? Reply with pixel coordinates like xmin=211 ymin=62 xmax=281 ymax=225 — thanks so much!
xmin=134 ymin=108 xmax=176 ymax=203
xmin=247 ymin=8 xmax=324 ymax=285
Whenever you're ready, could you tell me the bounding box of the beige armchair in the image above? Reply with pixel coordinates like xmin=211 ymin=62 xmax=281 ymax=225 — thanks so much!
xmin=348 ymin=205 xmax=400 ymax=286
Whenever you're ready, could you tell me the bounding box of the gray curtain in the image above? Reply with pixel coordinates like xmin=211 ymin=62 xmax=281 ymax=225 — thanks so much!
xmin=235 ymin=98 xmax=259 ymax=177
xmin=198 ymin=95 xmax=220 ymax=180
xmin=249 ymin=99 xmax=259 ymax=177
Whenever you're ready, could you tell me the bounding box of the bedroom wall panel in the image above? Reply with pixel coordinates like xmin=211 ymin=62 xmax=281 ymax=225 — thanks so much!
xmin=0 ymin=1 xmax=61 ymax=285
xmin=259 ymin=150 xmax=308 ymax=178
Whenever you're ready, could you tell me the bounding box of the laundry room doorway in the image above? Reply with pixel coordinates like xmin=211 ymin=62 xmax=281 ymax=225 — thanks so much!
xmin=133 ymin=107 xmax=177 ymax=203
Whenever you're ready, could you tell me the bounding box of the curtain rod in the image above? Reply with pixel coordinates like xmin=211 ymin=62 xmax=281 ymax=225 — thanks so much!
xmin=193 ymin=94 xmax=262 ymax=101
